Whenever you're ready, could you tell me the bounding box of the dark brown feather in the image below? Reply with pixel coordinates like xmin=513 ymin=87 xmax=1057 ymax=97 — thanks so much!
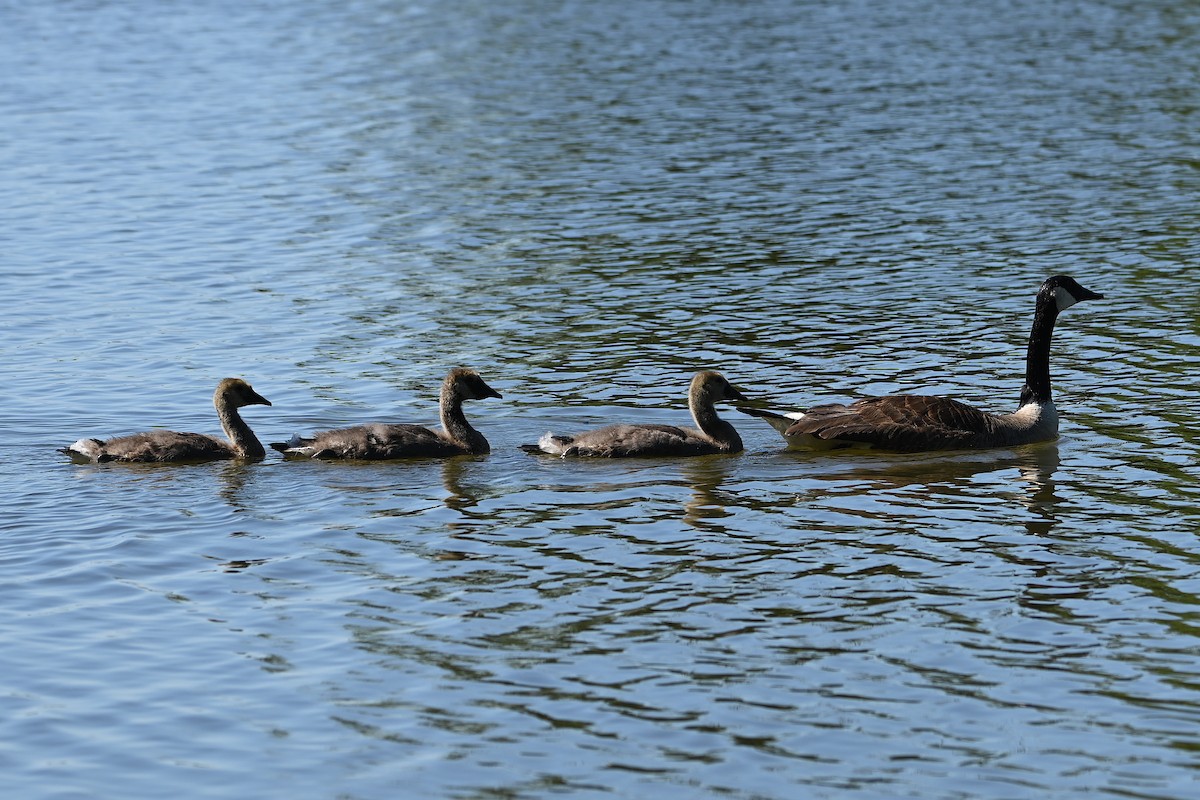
xmin=785 ymin=395 xmax=1003 ymax=452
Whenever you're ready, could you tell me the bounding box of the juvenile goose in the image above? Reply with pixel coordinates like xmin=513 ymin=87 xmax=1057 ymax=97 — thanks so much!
xmin=271 ymin=368 xmax=501 ymax=459
xmin=524 ymin=371 xmax=747 ymax=458
xmin=741 ymin=275 xmax=1102 ymax=452
xmin=62 ymin=378 xmax=272 ymax=463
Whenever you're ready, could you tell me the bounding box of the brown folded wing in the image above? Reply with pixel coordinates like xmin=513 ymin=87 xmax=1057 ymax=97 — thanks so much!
xmin=785 ymin=395 xmax=1000 ymax=452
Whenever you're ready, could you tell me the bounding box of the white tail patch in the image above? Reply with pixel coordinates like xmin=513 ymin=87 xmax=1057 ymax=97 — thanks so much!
xmin=756 ymin=410 xmax=806 ymax=436
xmin=537 ymin=432 xmax=571 ymax=456
xmin=67 ymin=439 xmax=102 ymax=459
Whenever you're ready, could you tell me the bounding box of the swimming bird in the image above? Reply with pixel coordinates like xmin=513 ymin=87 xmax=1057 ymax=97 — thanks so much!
xmin=270 ymin=368 xmax=501 ymax=459
xmin=62 ymin=378 xmax=273 ymax=463
xmin=523 ymin=370 xmax=747 ymax=457
xmin=740 ymin=275 xmax=1102 ymax=452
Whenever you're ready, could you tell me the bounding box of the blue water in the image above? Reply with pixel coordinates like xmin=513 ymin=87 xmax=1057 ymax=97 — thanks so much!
xmin=3 ymin=1 xmax=1199 ymax=798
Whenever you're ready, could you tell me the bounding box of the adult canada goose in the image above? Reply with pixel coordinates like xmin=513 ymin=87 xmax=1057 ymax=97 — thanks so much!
xmin=741 ymin=275 xmax=1102 ymax=452
xmin=523 ymin=370 xmax=747 ymax=457
xmin=270 ymin=368 xmax=501 ymax=459
xmin=62 ymin=378 xmax=273 ymax=463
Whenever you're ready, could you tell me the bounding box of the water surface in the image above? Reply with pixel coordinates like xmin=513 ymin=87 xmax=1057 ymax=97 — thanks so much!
xmin=2 ymin=1 xmax=1199 ymax=798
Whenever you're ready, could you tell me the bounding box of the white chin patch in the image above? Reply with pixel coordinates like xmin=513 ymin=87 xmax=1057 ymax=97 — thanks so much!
xmin=1054 ymin=286 xmax=1077 ymax=310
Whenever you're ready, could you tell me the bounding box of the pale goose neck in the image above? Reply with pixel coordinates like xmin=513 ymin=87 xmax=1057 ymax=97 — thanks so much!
xmin=216 ymin=399 xmax=265 ymax=459
xmin=440 ymin=382 xmax=489 ymax=454
xmin=690 ymin=385 xmax=743 ymax=451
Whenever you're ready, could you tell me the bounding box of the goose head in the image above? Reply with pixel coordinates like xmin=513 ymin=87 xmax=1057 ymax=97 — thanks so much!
xmin=1043 ymin=275 xmax=1103 ymax=312
xmin=445 ymin=368 xmax=503 ymax=401
xmin=214 ymin=378 xmax=272 ymax=409
xmin=691 ymin=370 xmax=748 ymax=404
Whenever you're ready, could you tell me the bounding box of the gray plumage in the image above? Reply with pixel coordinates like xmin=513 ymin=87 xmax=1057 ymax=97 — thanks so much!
xmin=62 ymin=378 xmax=272 ymax=463
xmin=271 ymin=368 xmax=501 ymax=459
xmin=524 ymin=371 xmax=747 ymax=458
xmin=742 ymin=275 xmax=1102 ymax=452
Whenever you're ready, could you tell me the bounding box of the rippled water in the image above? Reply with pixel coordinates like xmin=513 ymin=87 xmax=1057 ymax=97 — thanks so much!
xmin=3 ymin=0 xmax=1199 ymax=798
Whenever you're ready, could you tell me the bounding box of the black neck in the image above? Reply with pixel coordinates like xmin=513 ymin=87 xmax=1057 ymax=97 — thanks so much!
xmin=1018 ymin=298 xmax=1060 ymax=407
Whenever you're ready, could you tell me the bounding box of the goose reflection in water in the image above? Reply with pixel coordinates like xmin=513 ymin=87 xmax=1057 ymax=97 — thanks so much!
xmin=441 ymin=456 xmax=480 ymax=515
xmin=679 ymin=456 xmax=738 ymax=531
xmin=800 ymin=442 xmax=1063 ymax=532
xmin=216 ymin=460 xmax=254 ymax=510
xmin=1014 ymin=443 xmax=1062 ymax=535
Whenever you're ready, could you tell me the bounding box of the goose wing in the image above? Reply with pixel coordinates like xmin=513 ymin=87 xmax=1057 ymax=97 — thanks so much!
xmin=95 ymin=431 xmax=231 ymax=462
xmin=786 ymin=395 xmax=998 ymax=452
xmin=275 ymin=423 xmax=463 ymax=459
xmin=362 ymin=424 xmax=466 ymax=457
xmin=553 ymin=423 xmax=706 ymax=457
